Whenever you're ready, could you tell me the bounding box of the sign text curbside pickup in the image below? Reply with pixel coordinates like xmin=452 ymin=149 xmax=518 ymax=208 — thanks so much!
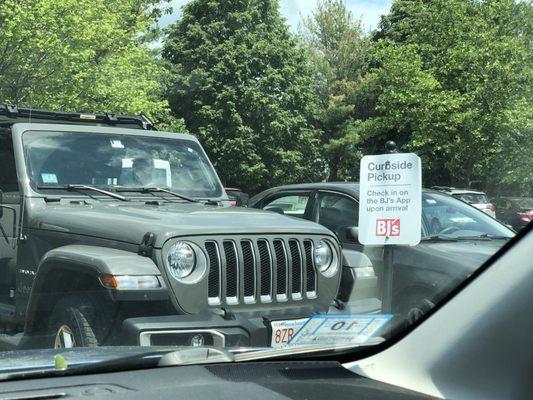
xmin=359 ymin=153 xmax=422 ymax=246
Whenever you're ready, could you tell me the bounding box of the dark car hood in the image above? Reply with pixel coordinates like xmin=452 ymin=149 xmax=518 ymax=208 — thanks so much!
xmin=414 ymin=239 xmax=507 ymax=272
xmin=30 ymin=201 xmax=330 ymax=247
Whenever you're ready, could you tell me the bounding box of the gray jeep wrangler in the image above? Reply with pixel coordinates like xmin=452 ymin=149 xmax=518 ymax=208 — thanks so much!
xmin=0 ymin=105 xmax=342 ymax=349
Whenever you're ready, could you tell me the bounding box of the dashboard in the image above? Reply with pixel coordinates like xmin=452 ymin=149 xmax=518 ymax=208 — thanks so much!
xmin=0 ymin=361 xmax=434 ymax=400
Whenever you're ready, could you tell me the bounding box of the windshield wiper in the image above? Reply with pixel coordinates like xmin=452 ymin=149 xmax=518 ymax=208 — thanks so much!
xmin=116 ymin=187 xmax=199 ymax=203
xmin=37 ymin=184 xmax=128 ymax=201
xmin=455 ymin=234 xmax=511 ymax=241
xmin=421 ymin=235 xmax=458 ymax=242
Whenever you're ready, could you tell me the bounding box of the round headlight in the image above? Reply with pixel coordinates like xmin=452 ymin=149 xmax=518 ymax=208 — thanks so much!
xmin=167 ymin=242 xmax=196 ymax=279
xmin=314 ymin=240 xmax=334 ymax=275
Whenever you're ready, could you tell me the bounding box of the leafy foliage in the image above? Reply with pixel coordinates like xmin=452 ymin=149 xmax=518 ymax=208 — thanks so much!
xmin=362 ymin=0 xmax=532 ymax=194
xmin=0 ymin=0 xmax=530 ymax=196
xmin=299 ymin=0 xmax=370 ymax=181
xmin=163 ymin=0 xmax=323 ymax=192
xmin=0 ymin=0 xmax=184 ymax=129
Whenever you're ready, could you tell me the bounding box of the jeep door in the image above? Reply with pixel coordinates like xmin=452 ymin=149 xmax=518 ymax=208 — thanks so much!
xmin=0 ymin=130 xmax=21 ymax=307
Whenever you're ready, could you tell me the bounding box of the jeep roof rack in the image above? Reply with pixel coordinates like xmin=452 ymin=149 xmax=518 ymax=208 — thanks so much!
xmin=0 ymin=104 xmax=155 ymax=130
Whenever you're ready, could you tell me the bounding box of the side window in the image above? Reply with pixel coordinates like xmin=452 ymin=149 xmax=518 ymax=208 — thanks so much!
xmin=316 ymin=192 xmax=358 ymax=235
xmin=263 ymin=194 xmax=310 ymax=219
xmin=0 ymin=132 xmax=19 ymax=193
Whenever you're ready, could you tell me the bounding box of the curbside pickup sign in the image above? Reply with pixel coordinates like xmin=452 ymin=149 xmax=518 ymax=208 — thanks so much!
xmin=359 ymin=153 xmax=422 ymax=246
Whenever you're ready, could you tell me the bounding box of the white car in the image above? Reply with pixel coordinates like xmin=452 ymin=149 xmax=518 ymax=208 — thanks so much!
xmin=432 ymin=187 xmax=496 ymax=218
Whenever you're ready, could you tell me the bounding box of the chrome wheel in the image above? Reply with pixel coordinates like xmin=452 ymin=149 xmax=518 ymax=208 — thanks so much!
xmin=54 ymin=324 xmax=76 ymax=348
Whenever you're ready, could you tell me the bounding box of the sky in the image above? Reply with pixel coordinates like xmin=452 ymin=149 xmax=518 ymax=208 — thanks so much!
xmin=159 ymin=0 xmax=392 ymax=32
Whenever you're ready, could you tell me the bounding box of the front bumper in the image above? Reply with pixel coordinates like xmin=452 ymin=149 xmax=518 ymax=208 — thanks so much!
xmin=121 ymin=312 xmax=304 ymax=347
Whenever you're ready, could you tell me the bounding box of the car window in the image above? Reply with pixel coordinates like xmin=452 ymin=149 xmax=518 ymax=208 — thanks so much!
xmin=23 ymin=131 xmax=222 ymax=198
xmin=423 ymin=193 xmax=511 ymax=237
xmin=316 ymin=192 xmax=358 ymax=234
xmin=263 ymin=194 xmax=310 ymax=218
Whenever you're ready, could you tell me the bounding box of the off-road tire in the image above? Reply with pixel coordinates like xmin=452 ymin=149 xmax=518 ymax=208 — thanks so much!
xmin=48 ymin=295 xmax=106 ymax=348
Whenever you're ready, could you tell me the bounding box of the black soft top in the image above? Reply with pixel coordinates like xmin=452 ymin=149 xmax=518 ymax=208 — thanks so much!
xmin=0 ymin=104 xmax=154 ymax=130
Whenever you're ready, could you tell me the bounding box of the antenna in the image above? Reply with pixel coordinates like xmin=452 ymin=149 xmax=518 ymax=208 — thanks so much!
xmin=28 ymin=89 xmax=32 ymax=125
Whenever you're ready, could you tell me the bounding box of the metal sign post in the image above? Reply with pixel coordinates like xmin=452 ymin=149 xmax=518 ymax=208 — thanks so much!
xmin=358 ymin=141 xmax=422 ymax=327
xmin=381 ymin=142 xmax=396 ymax=318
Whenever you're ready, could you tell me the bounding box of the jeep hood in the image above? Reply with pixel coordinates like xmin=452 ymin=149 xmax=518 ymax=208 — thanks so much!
xmin=30 ymin=202 xmax=331 ymax=247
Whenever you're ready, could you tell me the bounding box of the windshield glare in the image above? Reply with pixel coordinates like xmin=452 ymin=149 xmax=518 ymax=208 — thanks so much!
xmin=0 ymin=0 xmax=531 ymax=378
xmin=23 ymin=131 xmax=223 ymax=198
xmin=423 ymin=193 xmax=513 ymax=238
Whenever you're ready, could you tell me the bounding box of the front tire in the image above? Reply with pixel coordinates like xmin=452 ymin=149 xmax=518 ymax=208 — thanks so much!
xmin=49 ymin=295 xmax=105 ymax=348
xmin=398 ymin=290 xmax=436 ymax=325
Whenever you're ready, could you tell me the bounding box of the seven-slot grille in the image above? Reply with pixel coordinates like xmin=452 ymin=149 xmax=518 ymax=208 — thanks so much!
xmin=206 ymin=238 xmax=317 ymax=306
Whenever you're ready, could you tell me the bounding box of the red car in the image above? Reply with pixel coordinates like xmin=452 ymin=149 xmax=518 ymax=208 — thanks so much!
xmin=224 ymin=187 xmax=249 ymax=207
xmin=492 ymin=197 xmax=533 ymax=231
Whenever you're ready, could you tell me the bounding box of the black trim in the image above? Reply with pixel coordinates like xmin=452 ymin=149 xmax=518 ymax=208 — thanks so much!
xmin=0 ymin=104 xmax=155 ymax=130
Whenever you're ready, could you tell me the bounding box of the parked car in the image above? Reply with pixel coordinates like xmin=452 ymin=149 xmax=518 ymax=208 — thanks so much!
xmin=431 ymin=186 xmax=496 ymax=217
xmin=492 ymin=196 xmax=533 ymax=231
xmin=250 ymin=183 xmax=514 ymax=323
xmin=0 ymin=105 xmax=343 ymax=350
xmin=224 ymin=187 xmax=249 ymax=207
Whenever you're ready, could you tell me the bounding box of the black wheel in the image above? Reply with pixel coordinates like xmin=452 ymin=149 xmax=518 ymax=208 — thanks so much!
xmin=48 ymin=295 xmax=108 ymax=348
xmin=430 ymin=219 xmax=442 ymax=234
xmin=399 ymin=291 xmax=436 ymax=325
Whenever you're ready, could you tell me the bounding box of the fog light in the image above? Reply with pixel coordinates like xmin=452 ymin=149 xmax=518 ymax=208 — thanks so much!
xmin=190 ymin=334 xmax=205 ymax=347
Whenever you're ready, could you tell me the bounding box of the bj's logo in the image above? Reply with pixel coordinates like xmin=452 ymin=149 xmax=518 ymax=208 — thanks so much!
xmin=376 ymin=219 xmax=400 ymax=237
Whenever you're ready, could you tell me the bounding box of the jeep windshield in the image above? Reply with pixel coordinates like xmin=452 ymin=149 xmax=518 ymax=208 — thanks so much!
xmin=23 ymin=130 xmax=223 ymax=199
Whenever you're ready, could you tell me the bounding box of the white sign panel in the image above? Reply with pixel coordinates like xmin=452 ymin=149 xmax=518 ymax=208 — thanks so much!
xmin=359 ymin=153 xmax=422 ymax=246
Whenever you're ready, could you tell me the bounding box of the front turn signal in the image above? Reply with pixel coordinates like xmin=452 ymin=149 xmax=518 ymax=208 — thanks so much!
xmin=99 ymin=274 xmax=160 ymax=290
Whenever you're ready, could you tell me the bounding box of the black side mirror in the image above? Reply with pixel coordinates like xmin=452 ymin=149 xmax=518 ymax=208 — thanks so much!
xmin=345 ymin=226 xmax=359 ymax=243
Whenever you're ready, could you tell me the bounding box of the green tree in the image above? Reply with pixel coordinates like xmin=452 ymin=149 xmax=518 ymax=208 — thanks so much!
xmin=163 ymin=0 xmax=323 ymax=192
xmin=300 ymin=0 xmax=370 ymax=181
xmin=0 ymin=0 xmax=184 ymax=129
xmin=361 ymin=0 xmax=532 ymax=193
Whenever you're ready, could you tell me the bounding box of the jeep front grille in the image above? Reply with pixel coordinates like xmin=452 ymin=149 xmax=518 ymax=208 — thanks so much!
xmin=206 ymin=238 xmax=317 ymax=306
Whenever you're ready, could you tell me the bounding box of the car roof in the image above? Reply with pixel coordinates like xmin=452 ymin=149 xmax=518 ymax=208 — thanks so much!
xmin=448 ymin=190 xmax=486 ymax=195
xmin=253 ymin=182 xmax=442 ymax=201
xmin=432 ymin=187 xmax=486 ymax=195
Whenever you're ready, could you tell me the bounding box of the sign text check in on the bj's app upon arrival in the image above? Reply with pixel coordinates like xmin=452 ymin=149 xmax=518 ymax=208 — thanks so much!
xmin=358 ymin=153 xmax=422 ymax=246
